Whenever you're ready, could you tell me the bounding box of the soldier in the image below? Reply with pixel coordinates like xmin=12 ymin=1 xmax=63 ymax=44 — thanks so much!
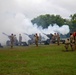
xmin=73 ymin=32 xmax=76 ymax=50
xmin=19 ymin=34 xmax=22 ymax=46
xmin=54 ymin=33 xmax=57 ymax=40
xmin=10 ymin=34 xmax=14 ymax=48
xmin=75 ymin=32 xmax=76 ymax=49
xmin=64 ymin=39 xmax=70 ymax=51
xmin=57 ymin=33 xmax=60 ymax=45
xmin=34 ymin=33 xmax=39 ymax=47
xmin=14 ymin=35 xmax=18 ymax=46
xmin=70 ymin=33 xmax=75 ymax=51
xmin=51 ymin=33 xmax=57 ymax=43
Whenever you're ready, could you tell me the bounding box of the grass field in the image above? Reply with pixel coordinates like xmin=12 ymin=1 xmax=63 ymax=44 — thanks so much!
xmin=0 ymin=44 xmax=76 ymax=75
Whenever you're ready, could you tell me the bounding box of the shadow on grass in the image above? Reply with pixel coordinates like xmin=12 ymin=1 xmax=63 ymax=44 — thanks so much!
xmin=62 ymin=50 xmax=75 ymax=52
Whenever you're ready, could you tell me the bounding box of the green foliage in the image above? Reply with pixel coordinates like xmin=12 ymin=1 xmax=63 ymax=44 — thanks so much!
xmin=55 ymin=15 xmax=64 ymax=26
xmin=0 ymin=45 xmax=76 ymax=75
xmin=69 ymin=13 xmax=76 ymax=31
xmin=31 ymin=14 xmax=51 ymax=28
xmin=31 ymin=14 xmax=65 ymax=28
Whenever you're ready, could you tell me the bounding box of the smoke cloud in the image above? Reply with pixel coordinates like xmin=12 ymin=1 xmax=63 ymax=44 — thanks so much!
xmin=0 ymin=12 xmax=70 ymax=45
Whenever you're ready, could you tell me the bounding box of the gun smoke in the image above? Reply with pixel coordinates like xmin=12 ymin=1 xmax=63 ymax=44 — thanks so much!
xmin=0 ymin=13 xmax=70 ymax=45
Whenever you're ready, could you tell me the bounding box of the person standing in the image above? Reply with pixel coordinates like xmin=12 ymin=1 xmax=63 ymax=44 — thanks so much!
xmin=19 ymin=34 xmax=22 ymax=46
xmin=35 ymin=33 xmax=39 ymax=47
xmin=57 ymin=33 xmax=60 ymax=45
xmin=73 ymin=32 xmax=76 ymax=50
xmin=51 ymin=33 xmax=56 ymax=43
xmin=64 ymin=39 xmax=70 ymax=51
xmin=10 ymin=34 xmax=14 ymax=48
xmin=14 ymin=35 xmax=18 ymax=46
xmin=70 ymin=33 xmax=75 ymax=51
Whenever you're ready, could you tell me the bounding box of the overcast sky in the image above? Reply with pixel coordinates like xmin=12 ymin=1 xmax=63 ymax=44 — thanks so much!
xmin=0 ymin=0 xmax=76 ymax=19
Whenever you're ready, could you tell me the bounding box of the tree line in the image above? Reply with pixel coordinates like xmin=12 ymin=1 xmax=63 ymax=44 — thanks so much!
xmin=31 ymin=14 xmax=76 ymax=32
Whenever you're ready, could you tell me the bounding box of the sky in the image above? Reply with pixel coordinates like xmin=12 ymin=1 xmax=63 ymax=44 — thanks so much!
xmin=0 ymin=0 xmax=76 ymax=19
xmin=0 ymin=0 xmax=74 ymax=45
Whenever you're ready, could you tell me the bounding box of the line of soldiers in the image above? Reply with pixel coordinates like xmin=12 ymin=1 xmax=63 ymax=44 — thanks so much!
xmin=34 ymin=33 xmax=60 ymax=47
xmin=10 ymin=33 xmax=40 ymax=48
xmin=65 ymin=32 xmax=76 ymax=51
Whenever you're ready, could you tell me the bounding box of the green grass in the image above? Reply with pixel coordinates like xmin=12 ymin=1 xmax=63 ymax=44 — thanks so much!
xmin=0 ymin=44 xmax=76 ymax=75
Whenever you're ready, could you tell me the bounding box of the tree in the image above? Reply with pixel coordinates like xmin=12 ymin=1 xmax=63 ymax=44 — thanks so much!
xmin=55 ymin=15 xmax=64 ymax=26
xmin=31 ymin=14 xmax=65 ymax=28
xmin=70 ymin=13 xmax=76 ymax=31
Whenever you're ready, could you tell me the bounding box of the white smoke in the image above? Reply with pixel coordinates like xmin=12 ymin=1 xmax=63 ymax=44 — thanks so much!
xmin=0 ymin=12 xmax=70 ymax=45
xmin=42 ymin=24 xmax=70 ymax=35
